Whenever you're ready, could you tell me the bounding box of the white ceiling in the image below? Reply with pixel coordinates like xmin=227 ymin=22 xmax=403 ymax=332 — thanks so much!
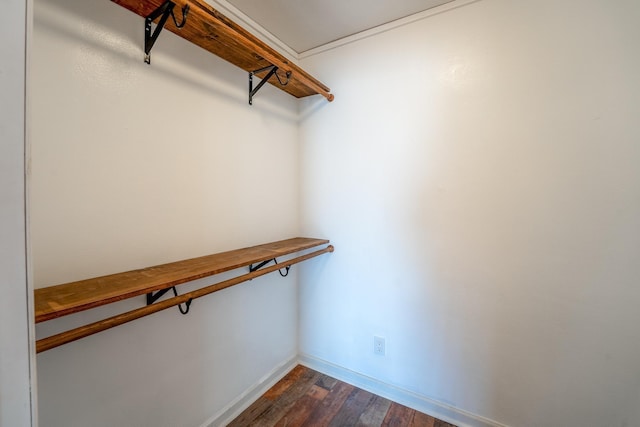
xmin=224 ymin=0 xmax=454 ymax=53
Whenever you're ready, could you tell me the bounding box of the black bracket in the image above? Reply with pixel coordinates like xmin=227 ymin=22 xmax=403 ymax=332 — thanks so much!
xmin=249 ymin=258 xmax=290 ymax=277
xmin=144 ymin=0 xmax=190 ymax=64
xmin=249 ymin=65 xmax=292 ymax=105
xmin=147 ymin=286 xmax=192 ymax=315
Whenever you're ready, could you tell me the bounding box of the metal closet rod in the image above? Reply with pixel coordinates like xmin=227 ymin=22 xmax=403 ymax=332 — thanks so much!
xmin=36 ymin=245 xmax=334 ymax=353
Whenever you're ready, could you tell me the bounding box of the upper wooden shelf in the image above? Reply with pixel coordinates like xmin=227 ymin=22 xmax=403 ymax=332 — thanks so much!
xmin=111 ymin=0 xmax=334 ymax=102
xmin=35 ymin=237 xmax=330 ymax=323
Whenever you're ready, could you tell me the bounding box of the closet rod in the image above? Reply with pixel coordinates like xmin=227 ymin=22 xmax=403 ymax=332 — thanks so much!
xmin=37 ymin=245 xmax=334 ymax=353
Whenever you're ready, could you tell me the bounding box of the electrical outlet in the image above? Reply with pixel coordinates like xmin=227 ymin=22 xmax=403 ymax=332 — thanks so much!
xmin=374 ymin=336 xmax=385 ymax=356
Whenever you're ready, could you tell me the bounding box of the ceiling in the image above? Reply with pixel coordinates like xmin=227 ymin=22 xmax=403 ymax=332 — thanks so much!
xmin=224 ymin=0 xmax=454 ymax=54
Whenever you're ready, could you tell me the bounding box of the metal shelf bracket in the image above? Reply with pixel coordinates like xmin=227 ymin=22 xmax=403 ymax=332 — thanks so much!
xmin=147 ymin=286 xmax=192 ymax=315
xmin=249 ymin=258 xmax=290 ymax=277
xmin=249 ymin=65 xmax=292 ymax=105
xmin=144 ymin=0 xmax=190 ymax=64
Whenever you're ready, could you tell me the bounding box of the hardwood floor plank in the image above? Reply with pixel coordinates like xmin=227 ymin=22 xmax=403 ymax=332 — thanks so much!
xmin=227 ymin=396 xmax=272 ymax=427
xmin=264 ymin=365 xmax=307 ymax=400
xmin=329 ymin=387 xmax=377 ymax=427
xmin=315 ymin=373 xmax=339 ymax=391
xmin=228 ymin=366 xmax=310 ymax=427
xmin=229 ymin=366 xmax=311 ymax=427
xmin=382 ymin=402 xmax=416 ymax=427
xmin=250 ymin=369 xmax=322 ymax=426
xmin=434 ymin=419 xmax=457 ymax=427
xmin=356 ymin=394 xmax=392 ymax=426
xmin=264 ymin=365 xmax=308 ymax=400
xmin=410 ymin=411 xmax=437 ymax=427
xmin=273 ymin=385 xmax=328 ymax=427
xmin=303 ymin=379 xmax=355 ymax=425
xmin=307 ymin=384 xmax=330 ymax=400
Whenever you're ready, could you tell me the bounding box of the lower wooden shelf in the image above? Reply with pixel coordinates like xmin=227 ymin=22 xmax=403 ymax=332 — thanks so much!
xmin=35 ymin=237 xmax=333 ymax=353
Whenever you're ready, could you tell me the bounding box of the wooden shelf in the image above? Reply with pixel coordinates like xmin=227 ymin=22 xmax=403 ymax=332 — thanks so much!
xmin=35 ymin=237 xmax=330 ymax=323
xmin=111 ymin=0 xmax=334 ymax=102
xmin=35 ymin=237 xmax=333 ymax=352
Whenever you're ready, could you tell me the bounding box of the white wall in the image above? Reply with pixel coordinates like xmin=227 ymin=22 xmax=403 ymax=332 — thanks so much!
xmin=31 ymin=0 xmax=300 ymax=426
xmin=299 ymin=1 xmax=640 ymax=426
xmin=0 ymin=0 xmax=35 ymax=426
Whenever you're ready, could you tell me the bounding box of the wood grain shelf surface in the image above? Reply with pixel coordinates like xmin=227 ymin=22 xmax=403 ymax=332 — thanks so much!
xmin=35 ymin=237 xmax=330 ymax=323
xmin=111 ymin=0 xmax=333 ymax=101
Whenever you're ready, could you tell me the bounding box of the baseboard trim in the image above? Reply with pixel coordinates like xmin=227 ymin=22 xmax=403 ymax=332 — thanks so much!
xmin=200 ymin=353 xmax=508 ymax=427
xmin=200 ymin=355 xmax=298 ymax=427
xmin=298 ymin=353 xmax=508 ymax=427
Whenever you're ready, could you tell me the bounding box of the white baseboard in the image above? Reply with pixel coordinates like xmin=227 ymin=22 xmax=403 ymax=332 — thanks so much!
xmin=200 ymin=353 xmax=508 ymax=427
xmin=298 ymin=353 xmax=508 ymax=427
xmin=200 ymin=355 xmax=298 ymax=427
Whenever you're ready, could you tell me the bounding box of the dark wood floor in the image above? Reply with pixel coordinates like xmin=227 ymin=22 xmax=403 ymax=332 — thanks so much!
xmin=228 ymin=365 xmax=456 ymax=427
